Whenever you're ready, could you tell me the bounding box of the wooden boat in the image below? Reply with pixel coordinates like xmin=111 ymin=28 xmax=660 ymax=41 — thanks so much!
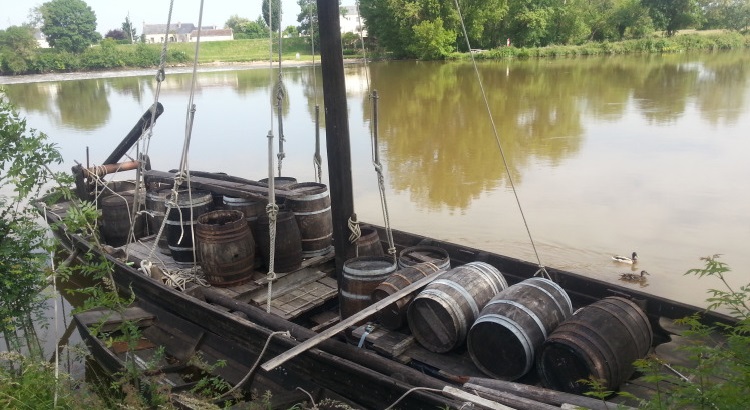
xmin=74 ymin=299 xmax=357 ymax=409
xmin=40 ymin=3 xmax=734 ymax=409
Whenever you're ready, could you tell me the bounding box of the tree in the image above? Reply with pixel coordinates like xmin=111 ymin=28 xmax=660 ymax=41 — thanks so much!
xmin=39 ymin=0 xmax=100 ymax=53
xmin=122 ymin=16 xmax=136 ymax=43
xmin=225 ymin=14 xmax=251 ymax=32
xmin=297 ymin=0 xmax=320 ymax=46
xmin=262 ymin=0 xmax=282 ymax=32
xmin=105 ymin=29 xmax=126 ymax=41
xmin=642 ymin=0 xmax=702 ymax=35
xmin=0 ymin=25 xmax=38 ymax=74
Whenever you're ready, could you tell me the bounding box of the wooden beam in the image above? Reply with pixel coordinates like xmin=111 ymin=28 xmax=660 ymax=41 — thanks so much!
xmin=317 ymin=0 xmax=357 ymax=276
xmin=261 ymin=269 xmax=445 ymax=371
xmin=442 ymin=386 xmax=516 ymax=410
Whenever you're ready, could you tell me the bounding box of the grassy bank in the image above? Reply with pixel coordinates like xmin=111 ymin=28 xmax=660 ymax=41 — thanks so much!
xmin=2 ymin=31 xmax=749 ymax=76
xmin=451 ymin=31 xmax=750 ymax=60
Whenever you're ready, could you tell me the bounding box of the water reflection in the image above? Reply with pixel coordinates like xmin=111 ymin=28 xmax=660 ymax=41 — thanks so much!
xmin=2 ymin=51 xmax=749 ymax=309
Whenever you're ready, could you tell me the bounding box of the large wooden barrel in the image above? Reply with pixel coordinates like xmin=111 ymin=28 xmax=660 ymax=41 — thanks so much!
xmin=537 ymin=296 xmax=653 ymax=394
xmin=254 ymin=211 xmax=303 ymax=273
xmin=398 ymin=245 xmax=450 ymax=270
xmin=100 ymin=192 xmax=146 ymax=247
xmin=195 ymin=210 xmax=255 ymax=287
xmin=468 ymin=277 xmax=573 ymax=380
xmin=407 ymin=262 xmax=508 ymax=353
xmin=285 ymin=182 xmax=333 ymax=258
xmin=372 ymin=262 xmax=444 ymax=330
xmin=340 ymin=256 xmax=397 ymax=322
xmin=259 ymin=176 xmax=298 ymax=187
xmin=223 ymin=196 xmax=266 ymax=231
xmin=145 ymin=188 xmax=172 ymax=254
xmin=165 ymin=189 xmax=214 ymax=264
xmin=355 ymin=226 xmax=383 ymax=257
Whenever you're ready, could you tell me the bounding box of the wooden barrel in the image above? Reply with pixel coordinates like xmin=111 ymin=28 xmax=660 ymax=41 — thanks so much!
xmin=100 ymin=193 xmax=146 ymax=247
xmin=537 ymin=296 xmax=653 ymax=394
xmin=398 ymin=245 xmax=450 ymax=270
xmin=372 ymin=262 xmax=444 ymax=330
xmin=254 ymin=211 xmax=303 ymax=273
xmin=145 ymin=188 xmax=172 ymax=254
xmin=223 ymin=196 xmax=266 ymax=231
xmin=259 ymin=176 xmax=298 ymax=187
xmin=407 ymin=262 xmax=508 ymax=353
xmin=467 ymin=277 xmax=573 ymax=380
xmin=285 ymin=182 xmax=333 ymax=258
xmin=195 ymin=210 xmax=255 ymax=287
xmin=356 ymin=226 xmax=384 ymax=257
xmin=340 ymin=256 xmax=397 ymax=322
xmin=165 ymin=189 xmax=214 ymax=264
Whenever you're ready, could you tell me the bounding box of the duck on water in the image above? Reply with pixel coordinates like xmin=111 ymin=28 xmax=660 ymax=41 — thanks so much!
xmin=613 ymin=251 xmax=638 ymax=264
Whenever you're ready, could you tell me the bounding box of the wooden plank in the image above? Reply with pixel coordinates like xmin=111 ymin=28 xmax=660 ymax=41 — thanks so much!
xmin=75 ymin=306 xmax=155 ymax=332
xmin=143 ymin=170 xmax=296 ymax=200
xmin=465 ymin=377 xmax=632 ymax=410
xmin=442 ymin=386 xmax=515 ymax=410
xmin=260 ymin=269 xmax=445 ymax=371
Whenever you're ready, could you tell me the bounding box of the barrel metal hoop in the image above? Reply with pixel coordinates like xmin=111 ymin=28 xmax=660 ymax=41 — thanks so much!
xmin=293 ymin=206 xmax=332 ymax=216
xmin=419 ymin=288 xmax=468 ymax=333
xmin=517 ymin=281 xmax=567 ymax=317
xmin=290 ymin=191 xmax=329 ymax=201
xmin=431 ymin=279 xmax=480 ymax=319
xmin=340 ymin=290 xmax=374 ymax=300
xmin=486 ymin=299 xmax=549 ymax=338
xmin=475 ymin=313 xmax=534 ymax=369
xmin=526 ymin=277 xmax=573 ymax=314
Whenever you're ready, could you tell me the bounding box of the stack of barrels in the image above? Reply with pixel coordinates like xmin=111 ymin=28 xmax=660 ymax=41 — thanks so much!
xmin=339 ymin=242 xmax=653 ymax=394
xmin=137 ymin=177 xmax=336 ymax=287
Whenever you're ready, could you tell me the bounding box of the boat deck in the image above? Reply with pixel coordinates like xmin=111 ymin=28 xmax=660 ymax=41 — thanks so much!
xmin=123 ymin=235 xmax=339 ymax=321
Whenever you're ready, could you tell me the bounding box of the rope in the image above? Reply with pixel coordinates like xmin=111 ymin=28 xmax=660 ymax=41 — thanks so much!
xmin=215 ymin=330 xmax=291 ymax=400
xmin=309 ymin=5 xmax=322 ymax=183
xmin=384 ymin=387 xmax=444 ymax=410
xmin=452 ymin=0 xmax=548 ymax=273
xmin=348 ymin=215 xmax=362 ymax=257
xmin=265 ymin=130 xmax=279 ymax=313
xmin=369 ymin=91 xmax=396 ymax=260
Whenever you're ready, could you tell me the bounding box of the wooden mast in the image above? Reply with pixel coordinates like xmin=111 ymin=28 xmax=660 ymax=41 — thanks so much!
xmin=317 ymin=0 xmax=357 ymax=275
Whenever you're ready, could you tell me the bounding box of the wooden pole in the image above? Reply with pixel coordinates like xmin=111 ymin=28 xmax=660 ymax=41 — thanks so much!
xmin=261 ymin=269 xmax=444 ymax=371
xmin=316 ymin=0 xmax=357 ymax=276
xmin=103 ymin=102 xmax=164 ymax=165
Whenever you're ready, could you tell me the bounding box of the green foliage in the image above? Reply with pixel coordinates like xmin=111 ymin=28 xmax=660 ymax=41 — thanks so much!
xmin=634 ymin=255 xmax=750 ymax=409
xmin=0 ymin=351 xmax=104 ymax=408
xmin=0 ymin=91 xmax=69 ymax=332
xmin=40 ymin=0 xmax=101 ymax=53
xmin=262 ymin=0 xmax=283 ymax=32
xmin=0 ymin=25 xmax=38 ymax=75
xmin=409 ymin=18 xmax=456 ymax=60
xmin=297 ymin=0 xmax=320 ymax=46
xmin=643 ymin=0 xmax=703 ymax=35
xmin=121 ymin=16 xmax=137 ymax=43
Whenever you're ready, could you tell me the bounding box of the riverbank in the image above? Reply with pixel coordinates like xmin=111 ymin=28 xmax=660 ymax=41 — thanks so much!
xmin=0 ymin=59 xmax=324 ymax=85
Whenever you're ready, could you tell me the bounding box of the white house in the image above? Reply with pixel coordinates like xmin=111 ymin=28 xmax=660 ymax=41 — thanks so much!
xmin=33 ymin=29 xmax=50 ymax=48
xmin=142 ymin=22 xmax=233 ymax=43
xmin=340 ymin=6 xmax=366 ymax=36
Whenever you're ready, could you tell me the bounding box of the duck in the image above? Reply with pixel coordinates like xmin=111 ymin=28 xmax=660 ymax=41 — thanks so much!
xmin=612 ymin=252 xmax=637 ymax=264
xmin=619 ymin=270 xmax=649 ymax=283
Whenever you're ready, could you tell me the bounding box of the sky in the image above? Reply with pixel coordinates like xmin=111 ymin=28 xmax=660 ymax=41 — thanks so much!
xmin=1 ymin=0 xmax=355 ymax=34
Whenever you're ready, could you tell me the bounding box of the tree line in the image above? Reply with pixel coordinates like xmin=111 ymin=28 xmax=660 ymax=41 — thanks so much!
xmin=359 ymin=0 xmax=750 ymax=58
xmin=2 ymin=0 xmax=749 ymax=75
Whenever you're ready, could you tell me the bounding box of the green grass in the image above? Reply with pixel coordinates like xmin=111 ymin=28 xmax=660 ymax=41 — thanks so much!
xmin=118 ymin=37 xmax=318 ymax=64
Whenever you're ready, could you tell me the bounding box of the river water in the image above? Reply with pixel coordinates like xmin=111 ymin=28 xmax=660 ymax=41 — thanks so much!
xmin=2 ymin=51 xmax=749 ymax=314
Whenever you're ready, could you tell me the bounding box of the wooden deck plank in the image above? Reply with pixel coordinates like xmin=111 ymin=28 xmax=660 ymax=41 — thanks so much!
xmin=75 ymin=306 xmax=155 ymax=331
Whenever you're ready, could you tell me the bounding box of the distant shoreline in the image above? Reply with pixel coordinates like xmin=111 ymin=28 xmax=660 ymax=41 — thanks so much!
xmin=0 ymin=60 xmax=328 ymax=85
